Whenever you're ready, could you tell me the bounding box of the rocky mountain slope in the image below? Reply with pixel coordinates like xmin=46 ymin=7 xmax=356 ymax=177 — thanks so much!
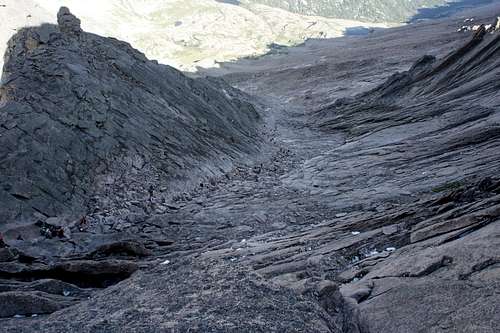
xmin=1 ymin=4 xmax=500 ymax=333
xmin=0 ymin=8 xmax=261 ymax=247
xmin=0 ymin=0 xmax=390 ymax=72
xmin=243 ymin=0 xmax=451 ymax=22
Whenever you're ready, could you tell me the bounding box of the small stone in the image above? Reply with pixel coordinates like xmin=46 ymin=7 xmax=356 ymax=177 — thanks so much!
xmin=386 ymin=247 xmax=396 ymax=252
xmin=154 ymin=208 xmax=166 ymax=214
xmin=382 ymin=225 xmax=398 ymax=235
xmin=160 ymin=260 xmax=170 ymax=265
xmin=4 ymin=121 xmax=17 ymax=129
xmin=351 ymin=231 xmax=360 ymax=235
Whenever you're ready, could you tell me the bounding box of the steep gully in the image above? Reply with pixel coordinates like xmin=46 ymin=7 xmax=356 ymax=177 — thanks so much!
xmin=1 ymin=5 xmax=500 ymax=333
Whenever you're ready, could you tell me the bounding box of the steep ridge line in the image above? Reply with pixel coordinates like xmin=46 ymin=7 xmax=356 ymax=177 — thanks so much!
xmin=0 ymin=7 xmax=262 ymax=229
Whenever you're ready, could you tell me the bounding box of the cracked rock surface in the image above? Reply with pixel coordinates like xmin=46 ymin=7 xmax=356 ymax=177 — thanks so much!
xmin=0 ymin=7 xmax=261 ymax=226
xmin=1 ymin=4 xmax=500 ymax=333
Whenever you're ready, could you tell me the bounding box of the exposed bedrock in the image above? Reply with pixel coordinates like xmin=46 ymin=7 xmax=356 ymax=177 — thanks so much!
xmin=0 ymin=7 xmax=261 ymax=228
xmin=300 ymin=22 xmax=500 ymax=211
xmin=1 ymin=5 xmax=500 ymax=333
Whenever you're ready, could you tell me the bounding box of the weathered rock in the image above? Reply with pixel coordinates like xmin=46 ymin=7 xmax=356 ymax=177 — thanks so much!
xmin=0 ymin=7 xmax=261 ymax=227
xmin=52 ymin=259 xmax=138 ymax=282
xmin=0 ymin=259 xmax=349 ymax=332
xmin=0 ymin=291 xmax=76 ymax=317
xmin=57 ymin=6 xmax=82 ymax=36
xmin=1 ymin=4 xmax=500 ymax=333
xmin=411 ymin=203 xmax=500 ymax=243
xmin=19 ymin=279 xmax=88 ymax=297
xmin=87 ymin=241 xmax=151 ymax=258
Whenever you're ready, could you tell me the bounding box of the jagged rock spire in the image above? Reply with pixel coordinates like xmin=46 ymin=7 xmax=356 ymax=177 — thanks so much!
xmin=57 ymin=7 xmax=82 ymax=36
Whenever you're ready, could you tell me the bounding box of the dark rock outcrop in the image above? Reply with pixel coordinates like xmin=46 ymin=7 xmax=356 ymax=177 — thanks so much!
xmin=56 ymin=7 xmax=82 ymax=36
xmin=0 ymin=7 xmax=260 ymax=228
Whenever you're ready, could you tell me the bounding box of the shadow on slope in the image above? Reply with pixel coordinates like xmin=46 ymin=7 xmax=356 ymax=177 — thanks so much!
xmin=409 ymin=0 xmax=499 ymax=22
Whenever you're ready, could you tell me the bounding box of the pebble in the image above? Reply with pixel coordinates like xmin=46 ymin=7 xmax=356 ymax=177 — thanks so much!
xmin=382 ymin=225 xmax=398 ymax=235
xmin=160 ymin=259 xmax=171 ymax=265
xmin=351 ymin=231 xmax=361 ymax=235
xmin=386 ymin=247 xmax=396 ymax=252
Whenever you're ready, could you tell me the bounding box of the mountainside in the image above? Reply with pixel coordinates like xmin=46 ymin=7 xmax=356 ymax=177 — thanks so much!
xmin=0 ymin=8 xmax=260 ymax=234
xmin=243 ymin=0 xmax=451 ymax=22
xmin=0 ymin=0 xmax=390 ymax=72
xmin=306 ymin=24 xmax=500 ymax=331
xmin=1 ymin=3 xmax=500 ymax=333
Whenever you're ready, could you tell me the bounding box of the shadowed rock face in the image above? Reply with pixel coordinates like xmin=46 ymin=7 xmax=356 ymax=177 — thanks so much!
xmin=0 ymin=8 xmax=261 ymax=226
